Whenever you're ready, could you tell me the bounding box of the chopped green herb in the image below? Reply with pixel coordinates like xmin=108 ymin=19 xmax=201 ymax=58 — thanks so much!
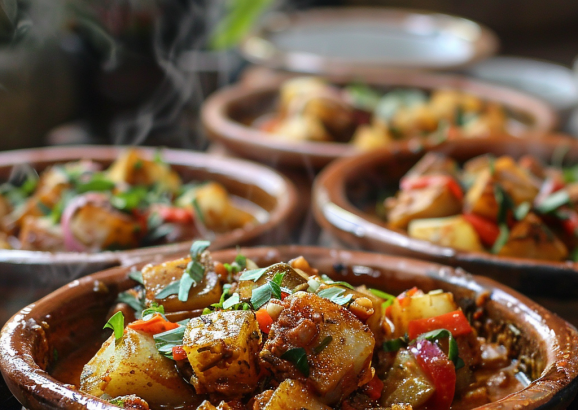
xmin=250 ymin=273 xmax=286 ymax=309
xmin=116 ymin=291 xmax=145 ymax=315
xmin=155 ymin=280 xmax=181 ymax=300
xmin=103 ymin=311 xmax=125 ymax=342
xmin=417 ymin=328 xmax=462 ymax=368
xmin=571 ymin=248 xmax=578 ymax=262
xmin=128 ymin=270 xmax=144 ymax=285
xmin=142 ymin=302 xmax=165 ymax=318
xmin=369 ymin=288 xmax=396 ymax=309
xmin=281 ymin=347 xmax=310 ymax=377
xmin=192 ymin=197 xmax=205 ymax=224
xmin=235 ymin=254 xmax=247 ymax=270
xmin=111 ymin=187 xmax=148 ymax=211
xmin=75 ymin=175 xmax=115 ymax=193
xmin=317 ymin=287 xmax=353 ymax=306
xmin=383 ymin=337 xmax=407 ymax=352
xmin=154 ymin=325 xmax=186 ymax=360
xmin=190 ymin=240 xmax=210 ymax=259
xmin=313 ymin=335 xmax=333 ymax=354
xmin=239 ymin=267 xmax=268 ymax=282
xmin=223 ymin=293 xmax=240 ymax=309
xmin=514 ymin=201 xmax=531 ymax=221
xmin=320 ymin=274 xmax=355 ymax=289
xmin=536 ymin=190 xmax=570 ymax=214
xmin=343 ymin=83 xmax=382 ymax=111
xmin=491 ymin=224 xmax=509 ymax=254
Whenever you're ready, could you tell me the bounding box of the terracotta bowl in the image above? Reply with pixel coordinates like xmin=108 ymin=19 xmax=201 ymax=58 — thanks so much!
xmin=1 ymin=246 xmax=577 ymax=409
xmin=313 ymin=136 xmax=578 ymax=297
xmin=0 ymin=146 xmax=297 ymax=325
xmin=202 ymin=71 xmax=558 ymax=169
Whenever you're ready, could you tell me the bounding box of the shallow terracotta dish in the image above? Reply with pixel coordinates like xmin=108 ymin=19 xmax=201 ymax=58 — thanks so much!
xmin=313 ymin=136 xmax=578 ymax=297
xmin=1 ymin=246 xmax=577 ymax=409
xmin=0 ymin=146 xmax=297 ymax=325
xmin=202 ymin=71 xmax=558 ymax=169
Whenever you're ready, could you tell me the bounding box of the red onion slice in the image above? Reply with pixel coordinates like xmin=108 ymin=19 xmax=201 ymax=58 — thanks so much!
xmin=61 ymin=192 xmax=110 ymax=252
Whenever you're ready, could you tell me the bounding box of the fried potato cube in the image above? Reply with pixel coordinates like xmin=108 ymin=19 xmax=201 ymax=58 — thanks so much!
xmin=183 ymin=310 xmax=262 ymax=396
xmin=273 ymin=115 xmax=331 ymax=142
xmin=197 ymin=401 xmax=234 ymax=410
xmin=405 ymin=152 xmax=459 ymax=179
xmin=386 ymin=184 xmax=462 ymax=230
xmin=262 ymin=380 xmax=331 ymax=410
xmin=407 ymin=215 xmax=484 ymax=252
xmin=390 ymin=291 xmax=458 ymax=338
xmin=142 ymin=256 xmax=221 ymax=313
xmin=80 ymin=328 xmax=195 ymax=407
xmin=381 ymin=349 xmax=435 ymax=408
xmin=19 ymin=216 xmax=65 ymax=252
xmin=464 ymin=169 xmax=498 ymax=221
xmin=498 ymin=213 xmax=568 ymax=261
xmin=107 ymin=149 xmax=181 ymax=193
xmin=193 ymin=182 xmax=255 ymax=232
xmin=10 ymin=182 xmax=69 ymax=229
xmin=279 ymin=76 xmax=328 ymax=116
xmin=260 ymin=292 xmax=375 ymax=405
xmin=238 ymin=262 xmax=309 ymax=301
xmin=70 ymin=204 xmax=141 ymax=250
xmin=350 ymin=124 xmax=392 ymax=150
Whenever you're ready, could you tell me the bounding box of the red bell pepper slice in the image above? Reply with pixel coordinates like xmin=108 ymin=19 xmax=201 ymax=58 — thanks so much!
xmin=462 ymin=213 xmax=500 ymax=247
xmin=400 ymin=175 xmax=463 ymax=200
xmin=408 ymin=310 xmax=472 ymax=341
xmin=410 ymin=339 xmax=456 ymax=410
xmin=127 ymin=313 xmax=180 ymax=335
xmin=155 ymin=205 xmax=194 ymax=224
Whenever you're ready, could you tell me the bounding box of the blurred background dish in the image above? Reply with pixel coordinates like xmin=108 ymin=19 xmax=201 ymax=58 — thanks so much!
xmin=1 ymin=245 xmax=577 ymax=410
xmin=203 ymin=70 xmax=558 ymax=169
xmin=0 ymin=146 xmax=297 ymax=325
xmin=241 ymin=8 xmax=499 ymax=74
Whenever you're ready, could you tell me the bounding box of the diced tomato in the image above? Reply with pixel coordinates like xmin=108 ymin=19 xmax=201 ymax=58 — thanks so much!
xmin=410 ymin=339 xmax=456 ymax=410
xmin=155 ymin=205 xmax=194 ymax=224
xmin=362 ymin=374 xmax=384 ymax=400
xmin=127 ymin=313 xmax=180 ymax=335
xmin=255 ymin=307 xmax=274 ymax=334
xmin=400 ymin=175 xmax=463 ymax=201
xmin=408 ymin=310 xmax=472 ymax=340
xmin=172 ymin=345 xmax=188 ymax=361
xmin=462 ymin=213 xmax=500 ymax=247
xmin=558 ymin=208 xmax=578 ymax=237
xmin=281 ymin=291 xmax=290 ymax=300
xmin=398 ymin=286 xmax=419 ymax=307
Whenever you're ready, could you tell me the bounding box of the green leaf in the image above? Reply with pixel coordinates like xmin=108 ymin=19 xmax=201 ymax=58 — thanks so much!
xmin=155 ymin=280 xmax=181 ymax=300
xmin=514 ymin=201 xmax=531 ymax=221
xmin=239 ymin=267 xmax=268 ymax=282
xmin=281 ymin=347 xmax=310 ymax=377
xmin=343 ymin=83 xmax=382 ymax=112
xmin=111 ymin=187 xmax=148 ymax=211
xmin=190 ymin=240 xmax=210 ymax=260
xmin=128 ymin=270 xmax=144 ymax=285
xmin=417 ymin=328 xmax=461 ymax=367
xmin=536 ymin=190 xmax=570 ymax=214
xmin=572 ymin=248 xmax=578 ymax=262
xmin=210 ymin=0 xmax=274 ymax=50
xmin=235 ymin=254 xmax=247 ymax=270
xmin=491 ymin=224 xmax=509 ymax=254
xmin=375 ymin=89 xmax=428 ymax=121
xmin=369 ymin=288 xmax=396 ymax=309
xmin=250 ymin=273 xmax=285 ymax=309
xmin=75 ymin=174 xmax=115 ymax=193
xmin=493 ymin=184 xmax=514 ymax=225
xmin=320 ymin=274 xmax=355 ymax=290
xmin=116 ymin=291 xmax=145 ymax=315
xmin=383 ymin=337 xmax=407 ymax=352
xmin=142 ymin=302 xmax=165 ymax=318
xmin=317 ymin=287 xmax=353 ymax=306
xmin=223 ymin=293 xmax=240 ymax=309
xmin=192 ymin=197 xmax=205 ymax=224
xmin=313 ymin=335 xmax=332 ymax=354
xmin=153 ymin=325 xmax=186 ymax=360
xmin=103 ymin=311 xmax=124 ymax=341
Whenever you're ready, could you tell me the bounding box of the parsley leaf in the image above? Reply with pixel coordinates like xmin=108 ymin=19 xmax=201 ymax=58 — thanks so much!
xmin=155 ymin=280 xmax=181 ymax=300
xmin=190 ymin=240 xmax=210 ymax=259
xmin=320 ymin=274 xmax=355 ymax=290
xmin=251 ymin=273 xmax=286 ymax=309
xmin=317 ymin=287 xmax=353 ymax=306
xmin=103 ymin=311 xmax=124 ymax=342
xmin=154 ymin=325 xmax=186 ymax=360
xmin=239 ymin=267 xmax=268 ymax=282
xmin=128 ymin=270 xmax=144 ymax=285
xmin=116 ymin=291 xmax=145 ymax=316
xmin=142 ymin=302 xmax=165 ymax=318
xmin=223 ymin=293 xmax=240 ymax=309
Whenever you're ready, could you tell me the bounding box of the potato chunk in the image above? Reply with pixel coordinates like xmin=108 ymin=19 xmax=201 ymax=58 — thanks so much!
xmin=381 ymin=349 xmax=435 ymax=408
xmin=238 ymin=263 xmax=309 ymax=301
xmin=142 ymin=255 xmax=221 ymax=313
xmin=80 ymin=328 xmax=195 ymax=407
xmin=386 ymin=184 xmax=462 ymax=230
xmin=407 ymin=215 xmax=484 ymax=252
xmin=390 ymin=291 xmax=458 ymax=338
xmin=498 ymin=213 xmax=568 ymax=261
xmin=405 ymin=152 xmax=459 ymax=179
xmin=183 ymin=310 xmax=262 ymax=396
xmin=262 ymin=380 xmax=331 ymax=410
xmin=260 ymin=292 xmax=375 ymax=404
xmin=19 ymin=216 xmax=65 ymax=252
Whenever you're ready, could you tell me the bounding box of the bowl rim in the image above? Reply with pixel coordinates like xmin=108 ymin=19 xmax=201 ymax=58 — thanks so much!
xmin=240 ymin=7 xmax=499 ymax=72
xmin=1 ymin=245 xmax=577 ymax=410
xmin=202 ymin=71 xmax=558 ymax=168
xmin=0 ymin=145 xmax=298 ymax=266
xmin=312 ymin=136 xmax=578 ymax=275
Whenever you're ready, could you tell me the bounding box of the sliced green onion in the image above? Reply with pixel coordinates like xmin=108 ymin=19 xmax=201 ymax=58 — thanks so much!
xmin=281 ymin=347 xmax=310 ymax=377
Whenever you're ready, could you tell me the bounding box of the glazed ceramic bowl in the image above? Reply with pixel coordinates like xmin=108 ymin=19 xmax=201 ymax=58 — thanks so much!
xmin=0 ymin=146 xmax=297 ymax=325
xmin=1 ymin=246 xmax=577 ymax=409
xmin=202 ymin=71 xmax=558 ymax=169
xmin=313 ymin=136 xmax=578 ymax=297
